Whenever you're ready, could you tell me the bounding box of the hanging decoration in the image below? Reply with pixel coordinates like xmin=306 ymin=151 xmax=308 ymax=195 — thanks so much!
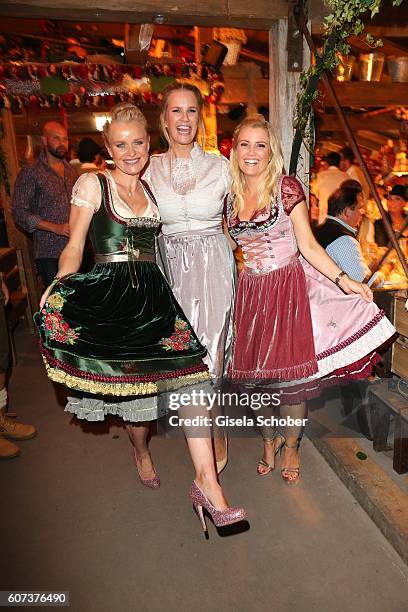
xmin=0 ymin=62 xmax=224 ymax=110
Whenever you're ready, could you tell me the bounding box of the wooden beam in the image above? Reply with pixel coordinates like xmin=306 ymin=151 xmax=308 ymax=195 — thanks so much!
xmin=269 ymin=18 xmax=311 ymax=189
xmin=221 ymin=78 xmax=269 ymax=105
xmin=239 ymin=48 xmax=269 ymax=64
xmin=0 ymin=110 xmax=40 ymax=321
xmin=316 ymin=132 xmax=388 ymax=152
xmin=312 ymin=25 xmax=408 ymax=38
xmin=0 ymin=0 xmax=288 ymax=28
xmin=361 ymin=25 xmax=408 ymax=38
xmin=348 ymin=35 xmax=408 ymax=58
xmin=319 ymin=82 xmax=408 ymax=107
xmin=316 ymin=112 xmax=400 ymax=135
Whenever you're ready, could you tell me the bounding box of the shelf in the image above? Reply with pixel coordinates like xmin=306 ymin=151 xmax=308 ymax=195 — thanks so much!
xmin=320 ymin=82 xmax=408 ymax=107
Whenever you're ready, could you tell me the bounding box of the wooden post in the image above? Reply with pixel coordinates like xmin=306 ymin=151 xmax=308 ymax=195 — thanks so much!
xmin=0 ymin=109 xmax=39 ymax=323
xmin=269 ymin=20 xmax=310 ymax=196
xmin=246 ymin=63 xmax=258 ymax=117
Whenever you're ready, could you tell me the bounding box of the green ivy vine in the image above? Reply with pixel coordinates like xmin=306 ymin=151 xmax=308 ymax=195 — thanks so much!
xmin=289 ymin=0 xmax=405 ymax=175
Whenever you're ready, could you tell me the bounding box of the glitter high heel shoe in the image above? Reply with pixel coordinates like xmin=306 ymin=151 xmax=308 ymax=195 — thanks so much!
xmin=190 ymin=481 xmax=247 ymax=538
xmin=132 ymin=448 xmax=160 ymax=489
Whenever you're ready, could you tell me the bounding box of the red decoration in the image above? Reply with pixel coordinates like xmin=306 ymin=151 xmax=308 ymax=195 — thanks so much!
xmin=0 ymin=62 xmax=224 ymax=109
xmin=219 ymin=137 xmax=232 ymax=159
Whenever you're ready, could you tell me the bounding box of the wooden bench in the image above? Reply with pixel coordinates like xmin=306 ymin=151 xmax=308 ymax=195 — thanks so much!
xmin=369 ymin=382 xmax=408 ymax=474
xmin=0 ymin=247 xmax=30 ymax=364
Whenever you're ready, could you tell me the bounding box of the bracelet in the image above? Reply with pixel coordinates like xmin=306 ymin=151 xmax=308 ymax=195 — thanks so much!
xmin=334 ymin=271 xmax=347 ymax=287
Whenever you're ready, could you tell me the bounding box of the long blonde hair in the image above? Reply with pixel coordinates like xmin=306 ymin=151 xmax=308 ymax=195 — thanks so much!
xmin=102 ymin=102 xmax=148 ymax=146
xmin=230 ymin=115 xmax=284 ymax=217
xmin=159 ymin=81 xmax=205 ymax=149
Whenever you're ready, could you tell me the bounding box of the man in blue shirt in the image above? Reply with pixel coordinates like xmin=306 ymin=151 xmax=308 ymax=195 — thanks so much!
xmin=12 ymin=122 xmax=76 ymax=288
xmin=314 ymin=179 xmax=381 ymax=287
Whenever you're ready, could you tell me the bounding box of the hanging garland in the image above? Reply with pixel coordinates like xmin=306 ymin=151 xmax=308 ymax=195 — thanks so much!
xmin=289 ymin=0 xmax=405 ymax=175
xmin=0 ymin=62 xmax=224 ymax=110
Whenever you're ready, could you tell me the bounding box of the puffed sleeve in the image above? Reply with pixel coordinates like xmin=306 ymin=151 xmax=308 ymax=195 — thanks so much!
xmin=281 ymin=175 xmax=306 ymax=215
xmin=220 ymin=155 xmax=231 ymax=196
xmin=71 ymin=172 xmax=102 ymax=213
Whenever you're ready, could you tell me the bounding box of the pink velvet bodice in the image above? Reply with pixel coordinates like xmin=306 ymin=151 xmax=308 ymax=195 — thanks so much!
xmin=226 ymin=175 xmax=306 ymax=273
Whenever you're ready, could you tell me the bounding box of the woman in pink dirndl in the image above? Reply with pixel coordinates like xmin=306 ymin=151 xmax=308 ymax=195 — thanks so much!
xmin=225 ymin=116 xmax=396 ymax=484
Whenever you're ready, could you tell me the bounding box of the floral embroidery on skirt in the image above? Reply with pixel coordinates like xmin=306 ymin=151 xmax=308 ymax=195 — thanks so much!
xmin=41 ymin=290 xmax=81 ymax=345
xmin=160 ymin=318 xmax=198 ymax=351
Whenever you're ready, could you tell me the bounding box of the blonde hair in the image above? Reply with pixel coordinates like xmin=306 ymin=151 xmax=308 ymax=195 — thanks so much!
xmin=103 ymin=102 xmax=148 ymax=145
xmin=230 ymin=115 xmax=284 ymax=217
xmin=159 ymin=81 xmax=205 ymax=148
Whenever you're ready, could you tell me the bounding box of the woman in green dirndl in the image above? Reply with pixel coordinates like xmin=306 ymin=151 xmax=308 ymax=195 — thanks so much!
xmin=35 ymin=103 xmax=247 ymax=535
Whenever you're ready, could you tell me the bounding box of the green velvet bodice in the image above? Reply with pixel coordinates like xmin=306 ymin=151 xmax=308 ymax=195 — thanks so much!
xmin=89 ymin=174 xmax=160 ymax=257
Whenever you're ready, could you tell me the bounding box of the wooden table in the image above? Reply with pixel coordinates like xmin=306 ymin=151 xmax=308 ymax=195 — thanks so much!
xmin=369 ymin=383 xmax=408 ymax=474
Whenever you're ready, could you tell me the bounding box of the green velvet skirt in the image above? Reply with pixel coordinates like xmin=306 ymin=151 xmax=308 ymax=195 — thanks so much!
xmin=34 ymin=260 xmax=209 ymax=397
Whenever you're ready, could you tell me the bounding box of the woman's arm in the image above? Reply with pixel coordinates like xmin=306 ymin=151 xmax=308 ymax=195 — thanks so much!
xmin=39 ymin=205 xmax=93 ymax=308
xmin=290 ymin=201 xmax=372 ymax=302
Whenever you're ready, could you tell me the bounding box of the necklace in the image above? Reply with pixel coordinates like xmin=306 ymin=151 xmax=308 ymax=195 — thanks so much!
xmin=111 ymin=173 xmax=139 ymax=198
xmin=115 ymin=182 xmax=138 ymax=197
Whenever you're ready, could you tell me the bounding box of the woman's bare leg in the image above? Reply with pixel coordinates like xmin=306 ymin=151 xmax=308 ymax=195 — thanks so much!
xmin=126 ymin=422 xmax=156 ymax=478
xmin=279 ymin=402 xmax=307 ymax=480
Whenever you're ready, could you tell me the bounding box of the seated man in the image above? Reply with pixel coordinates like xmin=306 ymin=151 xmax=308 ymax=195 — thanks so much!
xmin=374 ymin=184 xmax=408 ymax=247
xmin=314 ymin=180 xmax=381 ymax=286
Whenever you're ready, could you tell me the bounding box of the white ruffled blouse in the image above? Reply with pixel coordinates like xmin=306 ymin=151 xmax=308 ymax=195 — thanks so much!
xmin=143 ymin=143 xmax=230 ymax=235
xmin=71 ymin=171 xmax=160 ymax=219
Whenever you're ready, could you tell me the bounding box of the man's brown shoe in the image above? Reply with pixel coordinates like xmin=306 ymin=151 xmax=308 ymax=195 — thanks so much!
xmin=0 ymin=436 xmax=20 ymax=459
xmin=0 ymin=409 xmax=37 ymax=441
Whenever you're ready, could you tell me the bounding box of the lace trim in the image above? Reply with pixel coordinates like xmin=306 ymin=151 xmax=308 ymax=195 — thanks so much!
xmin=228 ymin=315 xmax=395 ymax=385
xmin=44 ymin=361 xmax=209 ymax=396
xmin=227 ymin=176 xmax=283 ymax=236
xmin=273 ymin=352 xmax=382 ymax=405
xmin=71 ymin=196 xmax=97 ymax=211
xmin=317 ymin=311 xmax=386 ymax=359
xmin=170 ymin=157 xmax=196 ymax=195
xmin=280 ymin=316 xmax=395 ymax=386
xmin=315 ymin=318 xmax=395 ymax=378
xmin=99 ymin=173 xmax=161 ymax=228
xmin=64 ymin=396 xmax=166 ymax=423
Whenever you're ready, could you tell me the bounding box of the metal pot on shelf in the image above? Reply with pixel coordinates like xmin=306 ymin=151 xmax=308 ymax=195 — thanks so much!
xmin=388 ymin=56 xmax=408 ymax=82
xmin=335 ymin=55 xmax=356 ymax=82
xmin=359 ymin=52 xmax=385 ymax=82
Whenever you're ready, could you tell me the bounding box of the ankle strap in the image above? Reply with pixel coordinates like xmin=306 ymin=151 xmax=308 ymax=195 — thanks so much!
xmin=262 ymin=432 xmax=285 ymax=443
xmin=284 ymin=439 xmax=301 ymax=449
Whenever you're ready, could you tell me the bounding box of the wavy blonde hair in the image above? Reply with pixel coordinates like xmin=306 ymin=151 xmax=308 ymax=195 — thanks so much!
xmin=230 ymin=115 xmax=284 ymax=217
xmin=159 ymin=81 xmax=205 ymax=149
xmin=102 ymin=102 xmax=148 ymax=146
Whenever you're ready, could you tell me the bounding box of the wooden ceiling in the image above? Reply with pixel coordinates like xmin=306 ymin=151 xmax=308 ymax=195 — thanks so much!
xmin=0 ymin=0 xmax=289 ymax=28
xmin=2 ymin=3 xmax=408 ymax=153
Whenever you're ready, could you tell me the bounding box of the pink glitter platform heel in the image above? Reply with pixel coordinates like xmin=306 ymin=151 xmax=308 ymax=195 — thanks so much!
xmin=190 ymin=481 xmax=248 ymax=538
xmin=133 ymin=448 xmax=160 ymax=489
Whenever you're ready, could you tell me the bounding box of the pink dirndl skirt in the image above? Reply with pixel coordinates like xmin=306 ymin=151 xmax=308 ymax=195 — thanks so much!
xmin=228 ymin=255 xmax=396 ymax=403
